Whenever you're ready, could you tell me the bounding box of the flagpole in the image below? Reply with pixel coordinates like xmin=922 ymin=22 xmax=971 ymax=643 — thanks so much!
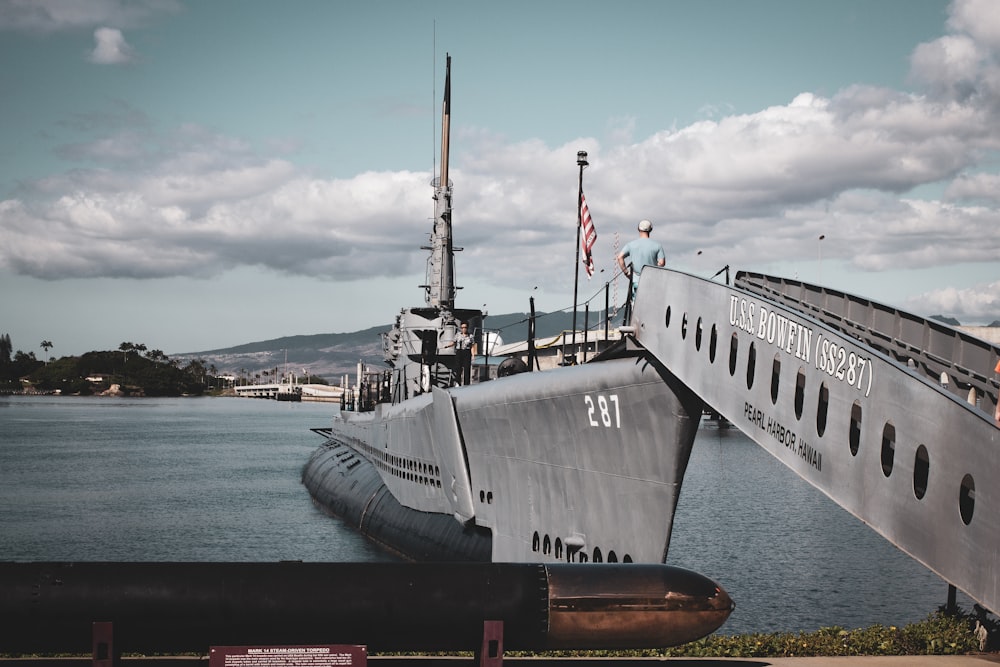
xmin=570 ymin=150 xmax=588 ymax=365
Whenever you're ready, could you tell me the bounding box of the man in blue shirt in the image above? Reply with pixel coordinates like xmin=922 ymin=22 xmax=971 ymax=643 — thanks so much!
xmin=617 ymin=219 xmax=665 ymax=297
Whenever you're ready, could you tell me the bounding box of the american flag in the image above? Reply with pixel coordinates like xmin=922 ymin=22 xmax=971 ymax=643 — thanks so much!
xmin=580 ymin=191 xmax=597 ymax=277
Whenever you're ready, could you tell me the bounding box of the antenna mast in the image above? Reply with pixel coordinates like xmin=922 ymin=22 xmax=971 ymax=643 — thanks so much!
xmin=426 ymin=54 xmax=455 ymax=309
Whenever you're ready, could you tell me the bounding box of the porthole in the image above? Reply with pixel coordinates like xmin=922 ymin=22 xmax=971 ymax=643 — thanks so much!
xmin=849 ymin=401 xmax=862 ymax=456
xmin=681 ymin=313 xmax=688 ymax=339
xmin=794 ymin=368 xmax=806 ymax=420
xmin=623 ymin=554 xmax=633 ymax=563
xmin=960 ymin=474 xmax=975 ymax=525
xmin=607 ymin=551 xmax=618 ymax=563
xmin=543 ymin=535 xmax=551 ymax=555
xmin=665 ymin=306 xmax=671 ymax=328
xmin=579 ymin=553 xmax=588 ymax=563
xmin=555 ymin=538 xmax=563 ymax=560
xmin=913 ymin=445 xmax=929 ymax=500
xmin=816 ymin=382 xmax=829 ymax=437
xmin=770 ymin=354 xmax=781 ymax=404
xmin=881 ymin=421 xmax=895 ymax=477
xmin=486 ymin=491 xmax=493 ymax=504
xmin=532 ymin=532 xmax=541 ymax=552
xmin=729 ymin=333 xmax=739 ymax=377
xmin=593 ymin=547 xmax=603 ymax=563
xmin=746 ymin=342 xmax=756 ymax=389
xmin=709 ymin=324 xmax=718 ymax=363
xmin=695 ymin=317 xmax=703 ymax=351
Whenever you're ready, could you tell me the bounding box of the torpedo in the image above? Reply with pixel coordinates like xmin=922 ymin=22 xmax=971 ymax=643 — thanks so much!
xmin=0 ymin=561 xmax=734 ymax=653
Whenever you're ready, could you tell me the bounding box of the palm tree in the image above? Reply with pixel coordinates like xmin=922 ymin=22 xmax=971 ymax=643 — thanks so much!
xmin=119 ymin=342 xmax=136 ymax=383
xmin=40 ymin=340 xmax=53 ymax=364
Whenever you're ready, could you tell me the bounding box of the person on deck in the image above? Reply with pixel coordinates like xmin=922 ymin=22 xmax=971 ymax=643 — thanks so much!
xmin=445 ymin=322 xmax=477 ymax=386
xmin=617 ymin=219 xmax=665 ymax=298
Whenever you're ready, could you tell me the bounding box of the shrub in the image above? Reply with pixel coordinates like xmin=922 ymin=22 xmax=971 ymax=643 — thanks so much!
xmin=658 ymin=607 xmax=981 ymax=658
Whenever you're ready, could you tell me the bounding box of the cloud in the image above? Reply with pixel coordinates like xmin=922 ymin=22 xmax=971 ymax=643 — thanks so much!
xmin=0 ymin=0 xmax=179 ymax=33
xmin=910 ymin=34 xmax=983 ymax=101
xmin=87 ymin=26 xmax=134 ymax=64
xmin=947 ymin=0 xmax=1000 ymax=51
xmin=909 ymin=0 xmax=1000 ymax=110
xmin=1 ymin=0 xmax=999 ymax=315
xmin=907 ymin=280 xmax=1000 ymax=324
xmin=945 ymin=171 xmax=1000 ymax=203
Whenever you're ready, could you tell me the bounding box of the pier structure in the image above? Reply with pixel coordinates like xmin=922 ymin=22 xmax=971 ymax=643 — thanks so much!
xmin=630 ymin=268 xmax=1000 ymax=617
xmin=234 ymin=382 xmax=341 ymax=402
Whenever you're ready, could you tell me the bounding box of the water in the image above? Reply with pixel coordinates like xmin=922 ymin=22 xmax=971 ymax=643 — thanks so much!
xmin=669 ymin=420 xmax=969 ymax=634
xmin=0 ymin=395 xmax=392 ymax=563
xmin=0 ymin=395 xmax=965 ymax=635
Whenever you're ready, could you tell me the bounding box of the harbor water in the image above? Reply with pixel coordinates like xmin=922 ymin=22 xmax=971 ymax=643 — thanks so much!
xmin=0 ymin=394 xmax=967 ymax=636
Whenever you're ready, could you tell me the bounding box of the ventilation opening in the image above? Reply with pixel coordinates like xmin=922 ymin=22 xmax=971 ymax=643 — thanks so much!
xmin=913 ymin=445 xmax=929 ymax=500
xmin=849 ymin=401 xmax=862 ymax=456
xmin=770 ymin=354 xmax=780 ymax=404
xmin=794 ymin=368 xmax=806 ymax=420
xmin=728 ymin=333 xmax=739 ymax=376
xmin=881 ymin=421 xmax=895 ymax=477
xmin=960 ymin=474 xmax=975 ymax=525
xmin=816 ymin=382 xmax=829 ymax=437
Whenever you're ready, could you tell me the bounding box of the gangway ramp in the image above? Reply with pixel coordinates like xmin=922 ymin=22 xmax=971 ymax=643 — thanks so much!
xmin=630 ymin=268 xmax=1000 ymax=614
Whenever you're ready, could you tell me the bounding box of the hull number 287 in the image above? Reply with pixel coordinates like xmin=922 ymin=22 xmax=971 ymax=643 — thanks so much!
xmin=585 ymin=394 xmax=621 ymax=428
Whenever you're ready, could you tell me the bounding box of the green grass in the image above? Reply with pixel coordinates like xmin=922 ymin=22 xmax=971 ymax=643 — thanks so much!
xmin=507 ymin=607 xmax=988 ymax=659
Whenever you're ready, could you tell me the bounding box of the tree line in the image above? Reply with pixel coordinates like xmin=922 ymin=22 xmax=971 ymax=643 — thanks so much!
xmin=0 ymin=334 xmax=217 ymax=396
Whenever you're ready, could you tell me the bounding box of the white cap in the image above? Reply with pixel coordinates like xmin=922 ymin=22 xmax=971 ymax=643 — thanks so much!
xmin=638 ymin=219 xmax=653 ymax=232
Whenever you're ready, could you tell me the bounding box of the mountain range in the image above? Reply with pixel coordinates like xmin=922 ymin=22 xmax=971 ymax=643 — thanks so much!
xmin=174 ymin=310 xmax=999 ymax=383
xmin=174 ymin=309 xmax=623 ymax=382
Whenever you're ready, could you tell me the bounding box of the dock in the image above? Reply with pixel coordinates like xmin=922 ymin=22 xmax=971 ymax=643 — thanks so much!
xmin=234 ymin=383 xmax=342 ymax=402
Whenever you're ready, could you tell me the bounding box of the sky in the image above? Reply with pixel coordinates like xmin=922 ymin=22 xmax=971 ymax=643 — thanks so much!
xmin=1 ymin=0 xmax=999 ymax=358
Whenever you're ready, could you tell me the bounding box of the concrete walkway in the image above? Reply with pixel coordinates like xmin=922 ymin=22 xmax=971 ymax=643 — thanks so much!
xmin=709 ymin=658 xmax=1000 ymax=665
xmin=369 ymin=655 xmax=1000 ymax=666
xmin=370 ymin=656 xmax=1000 ymax=666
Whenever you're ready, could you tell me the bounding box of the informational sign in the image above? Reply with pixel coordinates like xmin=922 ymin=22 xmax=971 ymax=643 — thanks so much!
xmin=209 ymin=645 xmax=366 ymax=667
